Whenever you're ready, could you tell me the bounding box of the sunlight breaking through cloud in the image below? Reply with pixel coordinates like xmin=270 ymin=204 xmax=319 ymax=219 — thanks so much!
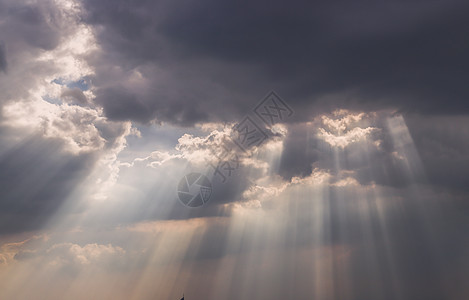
xmin=1 ymin=0 xmax=469 ymax=299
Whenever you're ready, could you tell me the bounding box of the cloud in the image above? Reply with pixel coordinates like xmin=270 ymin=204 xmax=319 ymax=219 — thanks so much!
xmin=78 ymin=108 xmax=469 ymax=230
xmin=45 ymin=242 xmax=125 ymax=267
xmin=316 ymin=110 xmax=379 ymax=148
xmin=0 ymin=1 xmax=468 ymax=299
xmin=0 ymin=42 xmax=6 ymax=72
xmin=0 ymin=132 xmax=94 ymax=234
xmin=60 ymin=87 xmax=89 ymax=105
xmin=0 ymin=0 xmax=135 ymax=234
xmin=76 ymin=0 xmax=469 ymax=125
xmin=405 ymin=114 xmax=469 ymax=192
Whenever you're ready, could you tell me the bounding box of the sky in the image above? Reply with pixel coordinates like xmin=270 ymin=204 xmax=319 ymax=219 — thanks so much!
xmin=0 ymin=0 xmax=468 ymax=299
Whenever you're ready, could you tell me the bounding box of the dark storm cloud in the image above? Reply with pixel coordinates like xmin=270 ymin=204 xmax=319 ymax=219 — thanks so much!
xmin=81 ymin=0 xmax=469 ymax=124
xmin=0 ymin=42 xmax=6 ymax=72
xmin=0 ymin=0 xmax=64 ymax=51
xmin=0 ymin=130 xmax=96 ymax=234
xmin=405 ymin=114 xmax=469 ymax=192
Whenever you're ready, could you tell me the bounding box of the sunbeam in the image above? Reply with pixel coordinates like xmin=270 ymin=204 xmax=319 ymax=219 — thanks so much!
xmin=1 ymin=0 xmax=469 ymax=299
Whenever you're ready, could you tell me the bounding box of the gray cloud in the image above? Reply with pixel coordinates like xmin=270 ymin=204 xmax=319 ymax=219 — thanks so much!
xmin=0 ymin=0 xmax=468 ymax=299
xmin=0 ymin=130 xmax=96 ymax=234
xmin=61 ymin=87 xmax=88 ymax=105
xmin=81 ymin=0 xmax=469 ymax=125
xmin=1 ymin=0 xmax=63 ymax=50
xmin=405 ymin=114 xmax=469 ymax=192
xmin=276 ymin=111 xmax=469 ymax=196
xmin=0 ymin=0 xmax=132 ymax=234
xmin=0 ymin=0 xmax=82 ymax=108
xmin=0 ymin=42 xmax=6 ymax=72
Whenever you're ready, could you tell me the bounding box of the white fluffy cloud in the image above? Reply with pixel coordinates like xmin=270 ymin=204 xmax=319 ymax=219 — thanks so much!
xmin=316 ymin=110 xmax=380 ymax=148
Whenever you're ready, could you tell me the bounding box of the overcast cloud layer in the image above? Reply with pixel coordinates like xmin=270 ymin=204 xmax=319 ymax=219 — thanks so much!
xmin=0 ymin=0 xmax=468 ymax=299
xmin=80 ymin=0 xmax=469 ymax=124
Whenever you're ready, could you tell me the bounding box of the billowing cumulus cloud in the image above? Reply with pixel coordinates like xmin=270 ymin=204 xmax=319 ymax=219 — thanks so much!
xmin=0 ymin=0 xmax=134 ymax=234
